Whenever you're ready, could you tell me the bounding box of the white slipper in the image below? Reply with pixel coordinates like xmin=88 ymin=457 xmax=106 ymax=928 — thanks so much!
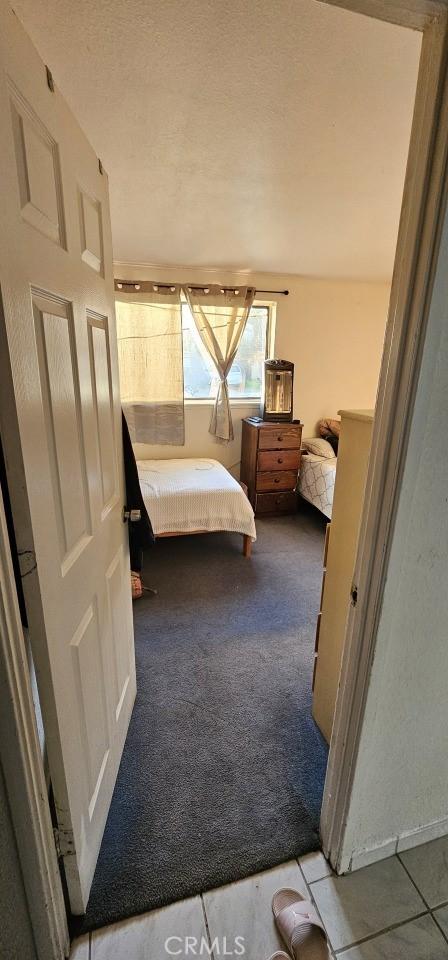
xmin=272 ymin=888 xmax=330 ymax=959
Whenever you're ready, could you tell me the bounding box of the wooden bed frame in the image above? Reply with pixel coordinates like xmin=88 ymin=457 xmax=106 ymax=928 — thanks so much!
xmin=156 ymin=529 xmax=252 ymax=557
xmin=156 ymin=481 xmax=253 ymax=557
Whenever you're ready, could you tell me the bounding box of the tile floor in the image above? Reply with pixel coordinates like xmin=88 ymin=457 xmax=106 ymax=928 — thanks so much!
xmin=71 ymin=838 xmax=448 ymax=959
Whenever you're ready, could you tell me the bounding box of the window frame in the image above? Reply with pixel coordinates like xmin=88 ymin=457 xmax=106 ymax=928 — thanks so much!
xmin=182 ymin=299 xmax=276 ymax=405
xmin=114 ymin=294 xmax=277 ymax=406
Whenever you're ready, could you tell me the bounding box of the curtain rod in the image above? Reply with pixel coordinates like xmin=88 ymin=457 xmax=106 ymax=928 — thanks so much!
xmin=114 ymin=279 xmax=289 ymax=296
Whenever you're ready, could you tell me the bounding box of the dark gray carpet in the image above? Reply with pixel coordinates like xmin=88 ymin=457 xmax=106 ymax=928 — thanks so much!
xmin=82 ymin=504 xmax=328 ymax=932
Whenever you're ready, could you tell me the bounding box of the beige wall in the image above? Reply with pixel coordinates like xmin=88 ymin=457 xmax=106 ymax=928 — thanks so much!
xmin=132 ymin=402 xmax=259 ymax=480
xmin=114 ymin=263 xmax=390 ymax=469
xmin=276 ymin=276 xmax=390 ymax=437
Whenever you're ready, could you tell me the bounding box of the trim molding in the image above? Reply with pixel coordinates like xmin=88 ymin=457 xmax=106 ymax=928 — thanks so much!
xmin=113 ymin=260 xmax=393 ymax=285
xmin=346 ymin=815 xmax=448 ymax=872
xmin=397 ymin=816 xmax=448 ymax=853
xmin=349 ymin=838 xmax=398 ymax=873
xmin=317 ymin=0 xmax=447 ymax=30
xmin=114 ymin=260 xmax=292 ymax=279
xmin=0 ymin=489 xmax=69 ymax=958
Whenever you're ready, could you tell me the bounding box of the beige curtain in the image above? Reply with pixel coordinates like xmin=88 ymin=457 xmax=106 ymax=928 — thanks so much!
xmin=115 ymin=287 xmax=184 ymax=444
xmin=183 ymin=284 xmax=255 ymax=442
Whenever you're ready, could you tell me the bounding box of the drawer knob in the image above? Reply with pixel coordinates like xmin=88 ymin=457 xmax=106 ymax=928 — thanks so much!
xmin=274 ymin=478 xmax=280 ymax=483
xmin=277 ymin=458 xmax=283 ymax=464
xmin=277 ymin=435 xmax=283 ymax=441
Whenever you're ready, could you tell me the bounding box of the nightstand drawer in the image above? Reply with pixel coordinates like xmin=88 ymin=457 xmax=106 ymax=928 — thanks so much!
xmin=258 ymin=424 xmax=302 ymax=450
xmin=256 ymin=470 xmax=297 ymax=492
xmin=255 ymin=491 xmax=297 ymax=514
xmin=258 ymin=449 xmax=300 ymax=472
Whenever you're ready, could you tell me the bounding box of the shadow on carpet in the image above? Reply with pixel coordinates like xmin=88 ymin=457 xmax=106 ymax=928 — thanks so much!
xmin=82 ymin=505 xmax=329 ymax=932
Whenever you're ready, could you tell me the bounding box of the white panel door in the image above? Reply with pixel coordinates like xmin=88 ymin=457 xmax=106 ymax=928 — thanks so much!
xmin=0 ymin=1 xmax=136 ymax=914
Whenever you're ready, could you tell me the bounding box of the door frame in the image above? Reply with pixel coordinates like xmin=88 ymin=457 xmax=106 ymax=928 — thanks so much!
xmin=1 ymin=0 xmax=448 ymax=955
xmin=319 ymin=0 xmax=448 ymax=871
xmin=0 ymin=482 xmax=69 ymax=959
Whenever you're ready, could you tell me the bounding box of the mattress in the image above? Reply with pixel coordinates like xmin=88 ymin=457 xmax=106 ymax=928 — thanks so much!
xmin=298 ymin=453 xmax=337 ymax=520
xmin=137 ymin=457 xmax=257 ymax=539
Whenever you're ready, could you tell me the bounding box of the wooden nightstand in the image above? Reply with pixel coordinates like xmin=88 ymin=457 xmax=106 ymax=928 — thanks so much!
xmin=240 ymin=417 xmax=302 ymax=516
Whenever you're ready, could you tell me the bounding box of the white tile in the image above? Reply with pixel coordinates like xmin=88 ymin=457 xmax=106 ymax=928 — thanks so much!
xmin=91 ymin=896 xmax=207 ymax=960
xmin=434 ymin=904 xmax=448 ymax=939
xmin=400 ymin=837 xmax=448 ymax=908
xmin=311 ymin=856 xmax=425 ymax=952
xmin=70 ymin=935 xmax=89 ymax=959
xmin=203 ymin=860 xmax=309 ymax=960
xmin=338 ymin=914 xmax=448 ymax=959
xmin=300 ymin=851 xmax=333 ymax=884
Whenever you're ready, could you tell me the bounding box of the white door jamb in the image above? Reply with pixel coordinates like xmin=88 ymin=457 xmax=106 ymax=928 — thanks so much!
xmin=319 ymin=0 xmax=448 ymax=872
xmin=0 ymin=486 xmax=69 ymax=959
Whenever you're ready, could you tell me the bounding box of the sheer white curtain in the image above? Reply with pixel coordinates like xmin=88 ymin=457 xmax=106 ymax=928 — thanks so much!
xmin=183 ymin=285 xmax=255 ymax=442
xmin=116 ymin=286 xmax=184 ymax=444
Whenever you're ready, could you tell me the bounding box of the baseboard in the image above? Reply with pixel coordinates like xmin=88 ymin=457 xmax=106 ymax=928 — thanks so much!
xmin=349 ymin=837 xmax=397 ymax=872
xmin=346 ymin=817 xmax=448 ymax=873
xmin=396 ymin=816 xmax=448 ymax=853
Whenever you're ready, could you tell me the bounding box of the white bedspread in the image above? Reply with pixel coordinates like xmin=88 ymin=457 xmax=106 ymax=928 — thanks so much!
xmin=298 ymin=454 xmax=337 ymax=520
xmin=137 ymin=458 xmax=257 ymax=539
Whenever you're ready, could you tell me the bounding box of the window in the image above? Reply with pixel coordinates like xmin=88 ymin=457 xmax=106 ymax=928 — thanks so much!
xmin=182 ymin=303 xmax=269 ymax=400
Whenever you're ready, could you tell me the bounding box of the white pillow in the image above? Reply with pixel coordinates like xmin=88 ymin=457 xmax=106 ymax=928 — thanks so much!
xmin=302 ymin=437 xmax=335 ymax=458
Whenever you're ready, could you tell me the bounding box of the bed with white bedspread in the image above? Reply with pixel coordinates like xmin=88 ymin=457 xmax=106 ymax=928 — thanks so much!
xmin=137 ymin=457 xmax=256 ymax=554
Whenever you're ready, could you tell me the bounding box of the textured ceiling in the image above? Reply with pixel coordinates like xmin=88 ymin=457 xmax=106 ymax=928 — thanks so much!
xmin=13 ymin=0 xmax=421 ymax=277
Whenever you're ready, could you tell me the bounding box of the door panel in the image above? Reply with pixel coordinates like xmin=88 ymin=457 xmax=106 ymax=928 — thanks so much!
xmin=0 ymin=1 xmax=136 ymax=914
xmin=9 ymin=78 xmax=66 ymax=246
xmin=33 ymin=291 xmax=92 ymax=567
xmin=106 ymin=545 xmax=133 ymax=721
xmin=79 ymin=188 xmax=104 ymax=274
xmin=70 ymin=602 xmax=110 ymax=818
xmin=87 ymin=312 xmax=118 ymax=513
